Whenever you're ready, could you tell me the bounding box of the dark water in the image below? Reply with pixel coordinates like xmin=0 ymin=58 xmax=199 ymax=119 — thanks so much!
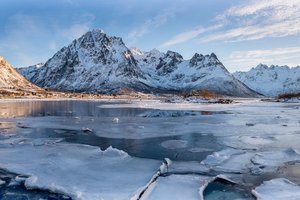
xmin=204 ymin=178 xmax=255 ymax=200
xmin=0 ymin=170 xmax=71 ymax=200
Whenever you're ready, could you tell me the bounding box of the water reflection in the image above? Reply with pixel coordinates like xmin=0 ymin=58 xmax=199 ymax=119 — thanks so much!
xmin=0 ymin=100 xmax=144 ymax=118
xmin=0 ymin=100 xmax=224 ymax=161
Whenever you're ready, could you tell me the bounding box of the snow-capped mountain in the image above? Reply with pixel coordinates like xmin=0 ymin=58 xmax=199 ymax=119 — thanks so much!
xmin=18 ymin=29 xmax=258 ymax=97
xmin=21 ymin=29 xmax=145 ymax=93
xmin=132 ymin=49 xmax=258 ymax=96
xmin=18 ymin=63 xmax=44 ymax=81
xmin=234 ymin=64 xmax=300 ymax=97
xmin=0 ymin=55 xmax=42 ymax=93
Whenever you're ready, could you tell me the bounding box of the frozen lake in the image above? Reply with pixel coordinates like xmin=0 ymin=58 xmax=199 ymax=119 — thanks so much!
xmin=0 ymin=99 xmax=299 ymax=199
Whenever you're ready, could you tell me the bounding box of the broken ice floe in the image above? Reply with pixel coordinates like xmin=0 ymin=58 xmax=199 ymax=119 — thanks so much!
xmin=252 ymin=178 xmax=300 ymax=200
xmin=0 ymin=142 xmax=163 ymax=200
xmin=140 ymin=174 xmax=212 ymax=200
xmin=201 ymin=148 xmax=300 ymax=175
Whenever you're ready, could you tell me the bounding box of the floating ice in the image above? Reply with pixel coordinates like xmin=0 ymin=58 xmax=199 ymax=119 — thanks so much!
xmin=252 ymin=178 xmax=300 ymax=200
xmin=201 ymin=148 xmax=245 ymax=167
xmin=251 ymin=148 xmax=300 ymax=168
xmin=0 ymin=142 xmax=162 ymax=200
xmin=141 ymin=174 xmax=212 ymax=200
xmin=113 ymin=117 xmax=119 ymax=123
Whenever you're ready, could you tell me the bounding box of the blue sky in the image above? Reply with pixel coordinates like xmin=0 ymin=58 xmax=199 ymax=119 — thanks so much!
xmin=1 ymin=0 xmax=300 ymax=72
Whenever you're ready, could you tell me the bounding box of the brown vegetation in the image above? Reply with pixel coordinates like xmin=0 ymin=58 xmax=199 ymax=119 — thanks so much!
xmin=278 ymin=92 xmax=300 ymax=99
xmin=180 ymin=89 xmax=219 ymax=99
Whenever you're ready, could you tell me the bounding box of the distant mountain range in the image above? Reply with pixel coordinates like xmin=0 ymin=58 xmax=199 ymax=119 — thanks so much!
xmin=0 ymin=55 xmax=42 ymax=95
xmin=234 ymin=64 xmax=300 ymax=97
xmin=18 ymin=29 xmax=259 ymax=97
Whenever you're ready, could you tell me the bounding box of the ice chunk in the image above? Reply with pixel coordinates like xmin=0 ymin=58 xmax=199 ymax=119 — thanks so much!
xmin=251 ymin=148 xmax=300 ymax=167
xmin=141 ymin=175 xmax=212 ymax=200
xmin=252 ymin=178 xmax=300 ymax=200
xmin=202 ymin=148 xmax=300 ymax=174
xmin=0 ymin=142 xmax=162 ymax=200
xmin=113 ymin=117 xmax=119 ymax=123
xmin=201 ymin=148 xmax=246 ymax=167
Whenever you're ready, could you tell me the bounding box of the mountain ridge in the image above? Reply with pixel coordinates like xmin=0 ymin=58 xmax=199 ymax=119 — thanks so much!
xmin=233 ymin=64 xmax=300 ymax=97
xmin=18 ymin=29 xmax=259 ymax=97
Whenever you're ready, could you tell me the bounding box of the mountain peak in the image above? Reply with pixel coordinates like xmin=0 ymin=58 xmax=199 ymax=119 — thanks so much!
xmin=18 ymin=29 xmax=259 ymax=97
xmin=91 ymin=28 xmax=105 ymax=34
xmin=210 ymin=52 xmax=218 ymax=59
xmin=255 ymin=63 xmax=269 ymax=70
xmin=130 ymin=47 xmax=144 ymax=56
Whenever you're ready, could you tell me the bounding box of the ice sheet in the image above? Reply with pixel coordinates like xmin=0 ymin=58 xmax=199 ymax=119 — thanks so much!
xmin=0 ymin=142 xmax=162 ymax=200
xmin=201 ymin=148 xmax=300 ymax=174
xmin=141 ymin=174 xmax=212 ymax=200
xmin=252 ymin=178 xmax=300 ymax=200
xmin=251 ymin=148 xmax=300 ymax=169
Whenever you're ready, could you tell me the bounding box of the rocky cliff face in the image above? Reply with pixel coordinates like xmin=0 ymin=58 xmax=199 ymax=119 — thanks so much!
xmin=18 ymin=29 xmax=259 ymax=97
xmin=234 ymin=64 xmax=300 ymax=97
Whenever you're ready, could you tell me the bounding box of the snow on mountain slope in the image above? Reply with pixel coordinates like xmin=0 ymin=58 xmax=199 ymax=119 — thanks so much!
xmin=18 ymin=29 xmax=258 ymax=97
xmin=26 ymin=29 xmax=145 ymax=93
xmin=18 ymin=63 xmax=44 ymax=81
xmin=233 ymin=64 xmax=300 ymax=97
xmin=0 ymin=55 xmax=42 ymax=93
xmin=132 ymin=49 xmax=258 ymax=97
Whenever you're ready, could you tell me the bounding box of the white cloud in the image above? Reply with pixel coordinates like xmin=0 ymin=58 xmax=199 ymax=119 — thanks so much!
xmin=160 ymin=24 xmax=222 ymax=48
xmin=201 ymin=0 xmax=300 ymax=43
xmin=227 ymin=47 xmax=300 ymax=71
xmin=160 ymin=0 xmax=300 ymax=47
xmin=127 ymin=8 xmax=177 ymax=41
